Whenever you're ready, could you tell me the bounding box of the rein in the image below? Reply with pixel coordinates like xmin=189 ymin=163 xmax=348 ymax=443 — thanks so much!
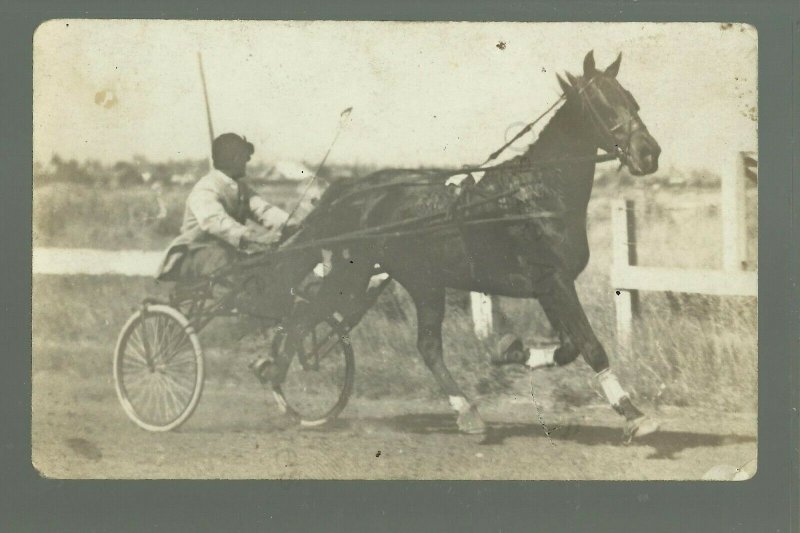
xmin=326 ymin=152 xmax=619 ymax=209
xmin=483 ymin=75 xmax=631 ymax=165
xmin=234 ymin=80 xmax=631 ymax=269
xmin=324 ymin=78 xmax=627 ymax=209
xmin=481 ymin=93 xmax=566 ymax=166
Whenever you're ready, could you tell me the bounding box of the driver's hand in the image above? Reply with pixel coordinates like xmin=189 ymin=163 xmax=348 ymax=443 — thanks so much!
xmin=242 ymin=226 xmax=281 ymax=248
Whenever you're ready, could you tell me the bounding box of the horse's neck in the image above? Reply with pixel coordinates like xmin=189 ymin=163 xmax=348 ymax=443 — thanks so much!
xmin=485 ymin=103 xmax=599 ymax=209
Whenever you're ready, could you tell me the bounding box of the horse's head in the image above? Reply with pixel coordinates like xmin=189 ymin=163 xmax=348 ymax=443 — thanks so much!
xmin=557 ymin=51 xmax=661 ymax=176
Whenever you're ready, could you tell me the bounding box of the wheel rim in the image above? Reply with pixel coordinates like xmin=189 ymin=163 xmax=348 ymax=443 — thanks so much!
xmin=273 ymin=319 xmax=353 ymax=425
xmin=115 ymin=306 xmax=203 ymax=431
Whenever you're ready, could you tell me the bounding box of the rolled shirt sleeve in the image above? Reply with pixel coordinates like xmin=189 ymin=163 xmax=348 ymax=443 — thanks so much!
xmin=187 ymin=188 xmax=248 ymax=248
xmin=248 ymin=191 xmax=290 ymax=229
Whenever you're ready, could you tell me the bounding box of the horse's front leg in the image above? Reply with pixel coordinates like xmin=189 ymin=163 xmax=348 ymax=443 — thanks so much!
xmin=403 ymin=281 xmax=486 ymax=434
xmin=538 ymin=272 xmax=660 ymax=440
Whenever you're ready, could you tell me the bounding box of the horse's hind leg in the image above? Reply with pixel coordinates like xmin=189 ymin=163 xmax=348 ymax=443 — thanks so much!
xmin=493 ymin=307 xmax=580 ymax=369
xmin=402 ymin=280 xmax=486 ymax=434
xmin=538 ymin=273 xmax=659 ymax=440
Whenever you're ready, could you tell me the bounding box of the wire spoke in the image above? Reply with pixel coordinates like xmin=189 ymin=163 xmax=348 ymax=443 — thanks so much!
xmin=152 ymin=316 xmax=166 ymax=363
xmin=148 ymin=317 xmax=160 ymax=362
xmin=123 ymin=350 xmax=149 ymax=369
xmin=161 ymin=372 xmax=194 ymax=399
xmin=169 ymin=371 xmax=195 ymax=400
xmin=163 ymin=329 xmax=191 ymax=364
xmin=166 ymin=349 xmax=196 ymax=370
xmin=161 ymin=320 xmax=182 ymax=359
xmin=127 ymin=330 xmax=148 ymax=364
xmin=147 ymin=376 xmax=163 ymax=422
xmin=126 ymin=377 xmax=149 ymax=406
xmin=158 ymin=375 xmax=177 ymax=418
xmin=158 ymin=377 xmax=172 ymax=422
xmin=123 ymin=366 xmax=151 ymax=387
xmin=133 ymin=376 xmax=153 ymax=418
xmin=154 ymin=377 xmax=168 ymax=423
xmin=144 ymin=376 xmax=159 ymax=420
xmin=149 ymin=376 xmax=163 ymax=422
xmin=161 ymin=375 xmax=187 ymax=417
xmin=139 ymin=318 xmax=155 ymax=366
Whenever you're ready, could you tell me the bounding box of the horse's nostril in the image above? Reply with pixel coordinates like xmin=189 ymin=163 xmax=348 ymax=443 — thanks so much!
xmin=651 ymin=145 xmax=661 ymax=160
xmin=637 ymin=141 xmax=660 ymax=169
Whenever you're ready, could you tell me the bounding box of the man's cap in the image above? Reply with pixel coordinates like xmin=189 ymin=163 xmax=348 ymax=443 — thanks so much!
xmin=212 ymin=133 xmax=255 ymax=164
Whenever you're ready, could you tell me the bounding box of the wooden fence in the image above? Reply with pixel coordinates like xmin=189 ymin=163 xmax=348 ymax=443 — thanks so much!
xmin=611 ymin=151 xmax=758 ymax=351
xmin=33 ymin=152 xmax=757 ymax=343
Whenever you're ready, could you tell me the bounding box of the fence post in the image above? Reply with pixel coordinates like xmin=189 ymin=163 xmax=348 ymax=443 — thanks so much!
xmin=624 ymin=198 xmax=641 ymax=317
xmin=470 ymin=292 xmax=493 ymax=339
xmin=612 ymin=199 xmax=639 ymax=352
xmin=722 ymin=152 xmax=749 ymax=271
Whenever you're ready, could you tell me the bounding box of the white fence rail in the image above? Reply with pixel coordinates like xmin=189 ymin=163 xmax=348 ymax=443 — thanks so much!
xmin=32 ymin=247 xmax=498 ymax=338
xmin=32 ymin=248 xmax=162 ymax=276
xmin=612 ymin=264 xmax=757 ymax=297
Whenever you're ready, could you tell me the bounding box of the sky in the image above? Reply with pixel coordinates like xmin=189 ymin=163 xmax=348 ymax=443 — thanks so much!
xmin=33 ymin=21 xmax=757 ymax=173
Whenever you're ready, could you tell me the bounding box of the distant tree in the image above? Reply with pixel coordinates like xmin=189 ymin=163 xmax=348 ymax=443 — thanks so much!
xmin=48 ymin=155 xmax=91 ymax=185
xmin=112 ymin=161 xmax=143 ymax=187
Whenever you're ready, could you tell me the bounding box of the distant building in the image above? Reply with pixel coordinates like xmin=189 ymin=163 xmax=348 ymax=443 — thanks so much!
xmin=170 ymin=173 xmax=197 ymax=186
xmin=266 ymin=160 xmax=314 ymax=181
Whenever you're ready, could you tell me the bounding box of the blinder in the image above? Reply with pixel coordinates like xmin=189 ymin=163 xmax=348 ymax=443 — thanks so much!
xmin=576 ymin=76 xmax=641 ymax=157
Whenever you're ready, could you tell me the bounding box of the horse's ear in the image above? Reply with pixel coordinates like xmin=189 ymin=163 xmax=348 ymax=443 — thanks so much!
xmin=566 ymin=71 xmax=579 ymax=87
xmin=556 ymin=74 xmax=572 ymax=94
xmin=556 ymin=73 xmax=572 ymax=94
xmin=605 ymin=52 xmax=622 ymax=77
xmin=583 ymin=50 xmax=597 ymax=76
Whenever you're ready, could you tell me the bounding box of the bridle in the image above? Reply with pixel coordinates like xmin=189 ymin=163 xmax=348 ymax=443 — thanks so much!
xmin=484 ymin=74 xmax=641 ymax=168
xmin=577 ymin=75 xmax=641 ymax=163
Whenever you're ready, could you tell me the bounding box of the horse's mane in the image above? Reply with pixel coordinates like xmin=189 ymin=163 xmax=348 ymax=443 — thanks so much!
xmin=487 ymin=100 xmax=579 ymax=173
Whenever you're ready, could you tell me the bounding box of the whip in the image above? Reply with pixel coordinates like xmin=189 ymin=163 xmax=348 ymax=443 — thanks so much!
xmin=197 ymin=52 xmax=215 ymax=163
xmin=279 ymin=106 xmax=353 ymax=233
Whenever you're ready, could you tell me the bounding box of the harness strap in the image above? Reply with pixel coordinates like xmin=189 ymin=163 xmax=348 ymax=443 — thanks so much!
xmin=482 ymin=94 xmax=566 ymax=165
xmin=447 ymin=174 xmax=479 ymax=279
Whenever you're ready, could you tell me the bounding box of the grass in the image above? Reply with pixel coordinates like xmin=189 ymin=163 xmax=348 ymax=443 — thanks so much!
xmin=32 ymin=181 xmax=758 ymax=413
xmin=33 ymin=182 xmax=305 ymax=250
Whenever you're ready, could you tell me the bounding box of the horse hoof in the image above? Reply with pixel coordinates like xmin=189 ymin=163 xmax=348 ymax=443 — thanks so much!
xmin=250 ymin=357 xmax=274 ymax=383
xmin=251 ymin=357 xmax=289 ymax=386
xmin=623 ymin=416 xmax=660 ymax=443
xmin=492 ymin=335 xmax=525 ymax=366
xmin=457 ymin=408 xmax=487 ymax=434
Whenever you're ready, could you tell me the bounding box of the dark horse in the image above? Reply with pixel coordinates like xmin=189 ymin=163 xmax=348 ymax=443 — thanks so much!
xmin=271 ymin=51 xmax=662 ymax=438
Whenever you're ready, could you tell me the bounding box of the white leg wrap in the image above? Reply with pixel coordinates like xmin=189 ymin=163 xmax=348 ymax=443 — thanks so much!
xmin=317 ymin=249 xmax=333 ymax=277
xmin=597 ymin=369 xmax=629 ymax=406
xmin=448 ymin=396 xmax=471 ymax=414
xmin=312 ymin=263 xmax=328 ymax=278
xmin=525 ymin=346 xmax=557 ymax=369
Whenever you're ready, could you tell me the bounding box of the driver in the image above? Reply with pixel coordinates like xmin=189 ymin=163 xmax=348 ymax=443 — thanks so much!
xmin=156 ymin=132 xmax=291 ymax=281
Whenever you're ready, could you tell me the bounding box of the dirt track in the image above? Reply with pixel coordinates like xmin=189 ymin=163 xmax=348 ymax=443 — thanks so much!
xmin=32 ymin=371 xmax=756 ymax=480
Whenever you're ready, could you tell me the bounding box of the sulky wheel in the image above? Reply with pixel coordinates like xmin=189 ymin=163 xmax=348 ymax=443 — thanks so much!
xmin=270 ymin=316 xmax=355 ymax=427
xmin=113 ymin=304 xmax=204 ymax=432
